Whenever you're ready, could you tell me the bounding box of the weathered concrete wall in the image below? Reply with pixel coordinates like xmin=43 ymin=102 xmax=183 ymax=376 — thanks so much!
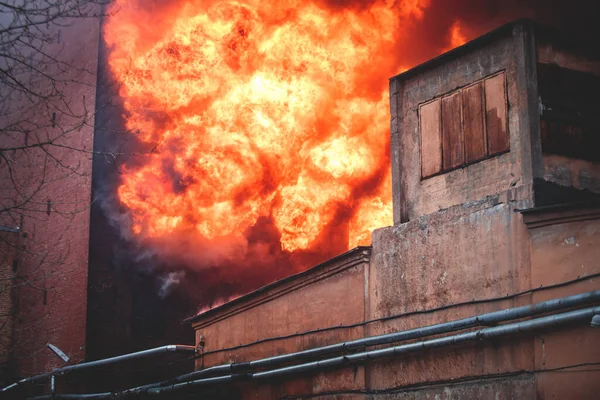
xmin=190 ymin=20 xmax=600 ymax=400
xmin=191 ymin=203 xmax=600 ymax=399
xmin=192 ymin=248 xmax=370 ymax=399
xmin=390 ymin=22 xmax=539 ymax=224
xmin=542 ymin=155 xmax=600 ymax=195
xmin=370 ymin=196 xmax=531 ymax=320
xmin=367 ymin=195 xmax=535 ymax=392
xmin=366 ymin=375 xmax=536 ymax=399
xmin=526 ymin=208 xmax=600 ymax=399
xmin=362 ymin=200 xmax=600 ymax=399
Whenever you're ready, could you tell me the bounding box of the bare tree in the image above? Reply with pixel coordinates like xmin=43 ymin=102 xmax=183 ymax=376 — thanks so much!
xmin=0 ymin=0 xmax=112 ymax=384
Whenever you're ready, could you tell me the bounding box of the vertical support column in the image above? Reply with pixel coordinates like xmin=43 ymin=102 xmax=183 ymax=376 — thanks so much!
xmin=390 ymin=78 xmax=406 ymax=225
xmin=512 ymin=21 xmax=542 ymax=187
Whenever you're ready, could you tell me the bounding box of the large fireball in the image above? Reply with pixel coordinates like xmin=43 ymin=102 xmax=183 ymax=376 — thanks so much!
xmin=104 ymin=0 xmax=443 ymax=260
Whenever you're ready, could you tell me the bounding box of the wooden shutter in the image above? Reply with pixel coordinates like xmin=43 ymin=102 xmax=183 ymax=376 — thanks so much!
xmin=441 ymin=92 xmax=464 ymax=170
xmin=484 ymin=73 xmax=509 ymax=155
xmin=420 ymin=100 xmax=442 ymax=178
xmin=462 ymin=82 xmax=486 ymax=163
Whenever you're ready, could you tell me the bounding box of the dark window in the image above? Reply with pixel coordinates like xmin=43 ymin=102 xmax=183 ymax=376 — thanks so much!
xmin=538 ymin=63 xmax=600 ymax=163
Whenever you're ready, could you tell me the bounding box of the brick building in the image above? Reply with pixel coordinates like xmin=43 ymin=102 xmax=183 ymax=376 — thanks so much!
xmin=0 ymin=227 xmax=18 ymax=381
xmin=0 ymin=6 xmax=100 ymax=387
xmin=0 ymin=3 xmax=194 ymax=393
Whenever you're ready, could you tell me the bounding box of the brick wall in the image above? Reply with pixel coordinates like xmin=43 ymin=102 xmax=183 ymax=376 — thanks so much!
xmin=0 ymin=5 xmax=101 ymax=380
xmin=0 ymin=229 xmax=18 ymax=383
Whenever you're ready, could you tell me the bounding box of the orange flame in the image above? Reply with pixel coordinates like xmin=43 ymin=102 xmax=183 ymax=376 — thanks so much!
xmin=448 ymin=20 xmax=467 ymax=50
xmin=103 ymin=0 xmax=433 ymax=264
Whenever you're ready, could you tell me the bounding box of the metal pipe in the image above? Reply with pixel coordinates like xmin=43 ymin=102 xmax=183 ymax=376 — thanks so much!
xmin=24 ymin=291 xmax=600 ymax=398
xmin=2 ymin=345 xmax=195 ymax=393
xmin=124 ymin=289 xmax=600 ymax=394
xmin=149 ymin=305 xmax=600 ymax=394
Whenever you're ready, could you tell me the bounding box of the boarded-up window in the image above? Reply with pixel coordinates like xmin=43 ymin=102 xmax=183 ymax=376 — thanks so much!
xmin=419 ymin=71 xmax=509 ymax=179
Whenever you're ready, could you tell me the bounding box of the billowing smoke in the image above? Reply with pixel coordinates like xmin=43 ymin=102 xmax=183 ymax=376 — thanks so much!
xmin=158 ymin=271 xmax=185 ymax=298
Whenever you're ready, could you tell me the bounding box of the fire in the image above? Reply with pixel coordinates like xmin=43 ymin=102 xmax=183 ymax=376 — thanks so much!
xmin=104 ymin=0 xmax=434 ymax=261
xmin=448 ymin=20 xmax=467 ymax=50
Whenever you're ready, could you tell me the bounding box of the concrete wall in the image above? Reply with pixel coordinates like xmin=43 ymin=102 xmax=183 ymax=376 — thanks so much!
xmin=192 ymin=248 xmax=370 ymax=399
xmin=190 ymin=199 xmax=600 ymax=399
xmin=365 ymin=376 xmax=536 ymax=399
xmin=188 ymin=20 xmax=600 ymax=400
xmin=366 ymin=21 xmax=600 ymax=398
xmin=367 ymin=196 xmax=535 ymax=396
xmin=526 ymin=206 xmax=600 ymax=399
xmin=368 ymin=200 xmax=600 ymax=399
xmin=389 ymin=22 xmax=539 ymax=224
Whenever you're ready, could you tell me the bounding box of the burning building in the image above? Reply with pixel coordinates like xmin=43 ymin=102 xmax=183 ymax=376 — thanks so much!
xmin=1 ymin=0 xmax=600 ymax=399
xmin=179 ymin=19 xmax=600 ymax=399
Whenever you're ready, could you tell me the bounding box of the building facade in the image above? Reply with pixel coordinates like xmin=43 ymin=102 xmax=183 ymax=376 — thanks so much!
xmin=189 ymin=20 xmax=600 ymax=399
xmin=0 ymin=7 xmax=100 ymax=385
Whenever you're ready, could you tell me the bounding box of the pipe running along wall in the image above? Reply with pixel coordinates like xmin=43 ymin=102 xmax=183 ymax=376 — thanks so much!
xmin=121 ymin=289 xmax=600 ymax=395
xmin=1 ymin=345 xmax=196 ymax=393
xmin=147 ymin=305 xmax=600 ymax=394
xmin=27 ymin=290 xmax=600 ymax=398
